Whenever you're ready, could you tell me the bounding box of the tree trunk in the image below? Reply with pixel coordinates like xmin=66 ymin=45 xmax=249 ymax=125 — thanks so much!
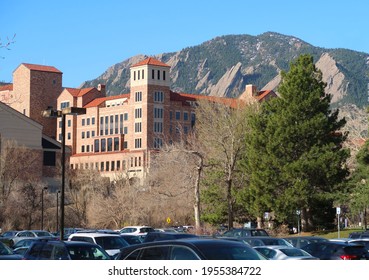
xmin=227 ymin=179 xmax=233 ymax=229
xmin=194 ymin=159 xmax=202 ymax=234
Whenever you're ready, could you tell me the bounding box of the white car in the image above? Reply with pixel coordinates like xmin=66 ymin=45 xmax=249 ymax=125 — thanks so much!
xmin=119 ymin=226 xmax=155 ymax=236
xmin=254 ymin=245 xmax=319 ymax=260
xmin=68 ymin=231 xmax=129 ymax=257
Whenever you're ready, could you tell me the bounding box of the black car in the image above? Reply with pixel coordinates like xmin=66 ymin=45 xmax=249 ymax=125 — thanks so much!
xmin=283 ymin=236 xmax=328 ymax=248
xmin=116 ymin=238 xmax=267 ymax=260
xmin=221 ymin=228 xmax=269 ymax=238
xmin=0 ymin=241 xmax=23 ymax=260
xmin=142 ymin=232 xmax=198 ymax=243
xmin=120 ymin=234 xmax=144 ymax=245
xmin=22 ymin=239 xmax=111 ymax=260
xmin=301 ymin=240 xmax=368 ymax=260
xmin=348 ymin=231 xmax=369 ymax=239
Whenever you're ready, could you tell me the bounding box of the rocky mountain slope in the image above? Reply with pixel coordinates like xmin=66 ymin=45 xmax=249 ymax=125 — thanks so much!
xmin=81 ymin=32 xmax=369 ymax=139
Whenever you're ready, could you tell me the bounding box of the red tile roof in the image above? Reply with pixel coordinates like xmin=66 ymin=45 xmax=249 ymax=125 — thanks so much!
xmin=21 ymin=63 xmax=62 ymax=74
xmin=132 ymin=57 xmax=170 ymax=68
xmin=0 ymin=84 xmax=13 ymax=91
xmin=171 ymin=92 xmax=246 ymax=109
xmin=84 ymin=94 xmax=130 ymax=108
xmin=65 ymin=87 xmax=96 ymax=97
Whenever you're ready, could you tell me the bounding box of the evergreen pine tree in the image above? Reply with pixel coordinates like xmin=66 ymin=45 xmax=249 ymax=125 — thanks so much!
xmin=246 ymin=54 xmax=350 ymax=231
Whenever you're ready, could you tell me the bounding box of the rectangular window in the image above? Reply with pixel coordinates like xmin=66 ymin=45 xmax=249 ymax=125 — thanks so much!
xmin=60 ymin=101 xmax=70 ymax=109
xmin=135 ymin=108 xmax=142 ymax=119
xmin=184 ymin=112 xmax=189 ymax=121
xmin=152 ymin=69 xmax=155 ymax=79
xmin=106 ymin=161 xmax=110 ymax=171
xmin=108 ymin=138 xmax=113 ymax=151
xmin=120 ymin=114 xmax=124 ymax=134
xmin=100 ymin=116 xmax=104 ymax=135
xmin=135 ymin=138 xmax=142 ymax=148
xmin=92 ymin=131 xmax=95 ymax=137
xmin=163 ymin=70 xmax=166 ymax=81
xmin=135 ymin=122 xmax=142 ymax=133
xmin=124 ymin=113 xmax=128 ymax=121
xmin=105 ymin=116 xmax=109 ymax=135
xmin=101 ymin=139 xmax=106 ymax=152
xmin=115 ymin=115 xmax=118 ymax=134
xmin=68 ymin=119 xmax=71 ymax=127
xmin=59 ymin=120 xmax=62 ymax=128
xmin=67 ymin=132 xmax=71 ymax=140
xmin=82 ymin=131 xmax=85 ymax=139
xmin=123 ymin=126 xmax=128 ymax=134
xmin=81 ymin=145 xmax=85 ymax=153
xmin=154 ymin=91 xmax=164 ymax=103
xmin=110 ymin=115 xmax=114 ymax=134
xmin=154 ymin=122 xmax=163 ymax=133
xmin=86 ymin=131 xmax=90 ymax=138
xmin=134 ymin=71 xmax=136 ymax=81
xmin=111 ymin=161 xmax=115 ymax=171
xmin=92 ymin=117 xmax=95 ymax=125
xmin=101 ymin=162 xmax=104 ymax=171
xmin=157 ymin=70 xmax=160 ymax=80
xmin=94 ymin=139 xmax=99 ymax=152
xmin=170 ymin=111 xmax=173 ymax=120
xmin=176 ymin=111 xmax=181 ymax=120
xmin=114 ymin=137 xmax=119 ymax=151
xmin=135 ymin=91 xmax=142 ymax=102
xmin=142 ymin=69 xmax=144 ymax=79
xmin=138 ymin=70 xmax=140 ymax=80
xmin=86 ymin=145 xmax=90 ymax=152
xmin=117 ymin=160 xmax=120 ymax=171
xmin=82 ymin=119 xmax=85 ymax=126
xmin=123 ymin=141 xmax=128 ymax=149
xmin=87 ymin=118 xmax=90 ymax=126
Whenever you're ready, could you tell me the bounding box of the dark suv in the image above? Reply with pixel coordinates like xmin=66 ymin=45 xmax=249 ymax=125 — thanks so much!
xmin=22 ymin=239 xmax=111 ymax=260
xmin=302 ymin=240 xmax=368 ymax=260
xmin=222 ymin=228 xmax=269 ymax=238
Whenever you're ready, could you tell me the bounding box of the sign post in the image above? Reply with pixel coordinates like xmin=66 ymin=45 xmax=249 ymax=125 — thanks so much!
xmin=336 ymin=207 xmax=341 ymax=238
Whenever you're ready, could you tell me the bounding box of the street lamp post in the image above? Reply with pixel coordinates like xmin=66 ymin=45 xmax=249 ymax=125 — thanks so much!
xmin=42 ymin=106 xmax=86 ymax=240
xmin=56 ymin=190 xmax=60 ymax=233
xmin=41 ymin=187 xmax=48 ymax=230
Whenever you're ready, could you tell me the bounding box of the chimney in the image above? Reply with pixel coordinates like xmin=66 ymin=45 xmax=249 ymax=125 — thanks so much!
xmin=245 ymin=84 xmax=258 ymax=96
xmin=97 ymin=84 xmax=106 ymax=96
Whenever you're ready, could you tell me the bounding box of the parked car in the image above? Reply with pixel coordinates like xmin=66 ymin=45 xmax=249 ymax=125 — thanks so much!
xmin=8 ymin=230 xmax=57 ymax=247
xmin=119 ymin=226 xmax=155 ymax=236
xmin=0 ymin=231 xmax=19 ymax=246
xmin=120 ymin=234 xmax=144 ymax=245
xmin=68 ymin=231 xmax=129 ymax=257
xmin=0 ymin=241 xmax=23 ymax=260
xmin=116 ymin=238 xmax=267 ymax=260
xmin=143 ymin=232 xmax=198 ymax=243
xmin=283 ymin=236 xmax=328 ymax=248
xmin=221 ymin=228 xmax=269 ymax=238
xmin=348 ymin=231 xmax=369 ymax=239
xmin=22 ymin=239 xmax=111 ymax=260
xmin=237 ymin=237 xmax=294 ymax=247
xmin=301 ymin=240 xmax=368 ymax=260
xmin=254 ymin=245 xmax=318 ymax=260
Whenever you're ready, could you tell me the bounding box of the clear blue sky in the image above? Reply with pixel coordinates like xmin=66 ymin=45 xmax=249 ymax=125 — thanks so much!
xmin=1 ymin=0 xmax=368 ymax=88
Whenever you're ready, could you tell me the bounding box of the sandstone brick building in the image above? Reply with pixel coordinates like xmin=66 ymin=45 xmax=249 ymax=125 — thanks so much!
xmin=1 ymin=57 xmax=276 ymax=183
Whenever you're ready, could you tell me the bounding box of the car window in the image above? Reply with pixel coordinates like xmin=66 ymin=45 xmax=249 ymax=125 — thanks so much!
xmin=95 ymin=236 xmax=129 ymax=249
xmin=40 ymin=243 xmax=54 ymax=259
xmin=280 ymin=248 xmax=308 ymax=257
xmin=140 ymin=246 xmax=170 ymax=260
xmin=71 ymin=236 xmax=93 ymax=243
xmin=52 ymin=244 xmax=69 ymax=260
xmin=26 ymin=243 xmax=45 ymax=259
xmin=171 ymin=246 xmax=199 ymax=260
xmin=256 ymin=248 xmax=275 ymax=259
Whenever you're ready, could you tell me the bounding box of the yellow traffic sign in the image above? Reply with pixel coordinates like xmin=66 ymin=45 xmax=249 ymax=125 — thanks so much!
xmin=166 ymin=217 xmax=171 ymax=224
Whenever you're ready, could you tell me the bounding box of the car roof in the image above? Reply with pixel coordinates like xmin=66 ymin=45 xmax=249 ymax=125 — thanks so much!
xmin=69 ymin=232 xmax=122 ymax=237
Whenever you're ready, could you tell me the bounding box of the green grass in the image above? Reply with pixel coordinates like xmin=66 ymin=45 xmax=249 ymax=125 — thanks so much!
xmin=311 ymin=228 xmax=364 ymax=239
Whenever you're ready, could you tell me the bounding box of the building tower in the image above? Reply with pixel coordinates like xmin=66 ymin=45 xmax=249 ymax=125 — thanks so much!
xmin=129 ymin=57 xmax=171 ymax=151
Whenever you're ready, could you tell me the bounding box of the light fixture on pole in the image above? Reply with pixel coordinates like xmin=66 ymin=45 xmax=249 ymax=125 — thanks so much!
xmin=41 ymin=187 xmax=48 ymax=230
xmin=42 ymin=106 xmax=86 ymax=240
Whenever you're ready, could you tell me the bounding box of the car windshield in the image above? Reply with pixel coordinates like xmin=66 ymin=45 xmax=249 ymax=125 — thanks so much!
xmin=67 ymin=245 xmax=110 ymax=260
xmin=280 ymin=248 xmax=309 ymax=257
xmin=197 ymin=243 xmax=267 ymax=260
xmin=95 ymin=236 xmax=129 ymax=250
xmin=0 ymin=242 xmax=14 ymax=255
xmin=35 ymin=231 xmax=52 ymax=237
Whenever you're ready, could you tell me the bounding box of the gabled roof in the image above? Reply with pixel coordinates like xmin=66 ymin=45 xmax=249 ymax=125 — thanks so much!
xmin=20 ymin=63 xmax=62 ymax=74
xmin=64 ymin=87 xmax=96 ymax=97
xmin=84 ymin=94 xmax=130 ymax=108
xmin=0 ymin=84 xmax=13 ymax=91
xmin=254 ymin=90 xmax=277 ymax=102
xmin=132 ymin=57 xmax=170 ymax=68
